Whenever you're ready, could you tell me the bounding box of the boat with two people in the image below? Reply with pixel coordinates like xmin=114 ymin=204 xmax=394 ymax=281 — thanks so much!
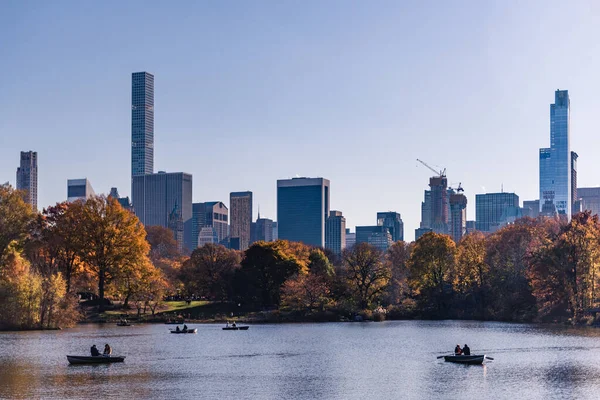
xmin=438 ymin=344 xmax=493 ymax=365
xmin=169 ymin=324 xmax=197 ymax=334
xmin=222 ymin=321 xmax=249 ymax=331
xmin=67 ymin=344 xmax=125 ymax=364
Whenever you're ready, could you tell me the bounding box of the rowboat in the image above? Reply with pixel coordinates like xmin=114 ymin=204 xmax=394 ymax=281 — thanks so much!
xmin=67 ymin=355 xmax=126 ymax=365
xmin=116 ymin=322 xmax=132 ymax=326
xmin=222 ymin=326 xmax=249 ymax=331
xmin=169 ymin=328 xmax=197 ymax=334
xmin=443 ymin=355 xmax=485 ymax=365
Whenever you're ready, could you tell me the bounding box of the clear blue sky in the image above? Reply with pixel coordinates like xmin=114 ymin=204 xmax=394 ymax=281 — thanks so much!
xmin=2 ymin=1 xmax=600 ymax=240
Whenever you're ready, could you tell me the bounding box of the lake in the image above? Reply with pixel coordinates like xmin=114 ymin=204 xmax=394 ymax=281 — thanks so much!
xmin=2 ymin=320 xmax=600 ymax=399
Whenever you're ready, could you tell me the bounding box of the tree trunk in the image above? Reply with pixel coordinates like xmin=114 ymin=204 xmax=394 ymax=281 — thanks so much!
xmin=98 ymin=267 xmax=106 ymax=312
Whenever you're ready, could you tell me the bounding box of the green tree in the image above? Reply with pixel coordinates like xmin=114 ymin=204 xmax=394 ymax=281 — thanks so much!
xmin=341 ymin=243 xmax=390 ymax=310
xmin=235 ymin=241 xmax=303 ymax=307
xmin=308 ymin=249 xmax=335 ymax=277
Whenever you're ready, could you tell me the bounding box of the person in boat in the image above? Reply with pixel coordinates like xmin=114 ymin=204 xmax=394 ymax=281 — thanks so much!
xmin=183 ymin=324 xmax=188 ymax=332
xmin=103 ymin=344 xmax=112 ymax=356
xmin=91 ymin=344 xmax=100 ymax=357
xmin=463 ymin=344 xmax=471 ymax=356
xmin=176 ymin=326 xmax=181 ymax=332
xmin=226 ymin=322 xmax=229 ymax=328
xmin=454 ymin=344 xmax=462 ymax=355
xmin=232 ymin=322 xmax=237 ymax=328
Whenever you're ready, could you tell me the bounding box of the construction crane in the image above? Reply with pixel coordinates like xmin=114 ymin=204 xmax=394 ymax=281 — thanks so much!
xmin=416 ymin=159 xmax=446 ymax=178
xmin=448 ymin=182 xmax=464 ymax=193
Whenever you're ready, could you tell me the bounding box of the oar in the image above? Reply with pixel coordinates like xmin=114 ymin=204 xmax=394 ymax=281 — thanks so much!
xmin=485 ymin=356 xmax=494 ymax=360
xmin=437 ymin=355 xmax=450 ymax=359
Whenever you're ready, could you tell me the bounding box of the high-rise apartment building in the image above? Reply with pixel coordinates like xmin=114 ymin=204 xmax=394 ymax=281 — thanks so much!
xmin=345 ymin=228 xmax=356 ymax=249
xmin=522 ymin=200 xmax=540 ymax=219
xmin=131 ymin=72 xmax=154 ymax=181
xmin=132 ymin=171 xmax=193 ymax=250
xmin=277 ymin=177 xmax=330 ymax=247
xmin=449 ymin=192 xmax=467 ymax=242
xmin=420 ymin=190 xmax=432 ymax=229
xmin=475 ymin=192 xmax=519 ymax=233
xmin=572 ymin=151 xmax=578 ymax=213
xmin=230 ymin=191 xmax=253 ymax=250
xmin=251 ymin=215 xmax=274 ymax=244
xmin=325 ymin=210 xmax=346 ymax=255
xmin=355 ymin=225 xmax=393 ymax=251
xmin=191 ymin=202 xmax=228 ymax=249
xmin=577 ymin=188 xmax=600 ymax=216
xmin=539 ymin=90 xmax=572 ymax=218
xmin=67 ymin=178 xmax=95 ymax=202
xmin=377 ymin=212 xmax=403 ymax=242
xmin=16 ymin=151 xmax=37 ymax=208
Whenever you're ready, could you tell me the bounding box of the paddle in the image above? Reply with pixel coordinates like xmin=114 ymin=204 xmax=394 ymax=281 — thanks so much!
xmin=437 ymin=355 xmax=450 ymax=359
xmin=485 ymin=356 xmax=494 ymax=360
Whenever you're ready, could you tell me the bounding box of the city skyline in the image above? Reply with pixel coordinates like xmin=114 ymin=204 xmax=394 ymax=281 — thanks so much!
xmin=3 ymin=2 xmax=600 ymax=241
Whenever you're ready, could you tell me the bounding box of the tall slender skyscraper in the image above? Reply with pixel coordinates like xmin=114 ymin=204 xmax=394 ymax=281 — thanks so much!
xmin=16 ymin=151 xmax=37 ymax=208
xmin=540 ymin=90 xmax=571 ymax=217
xmin=230 ymin=191 xmax=253 ymax=250
xmin=131 ymin=72 xmax=154 ymax=197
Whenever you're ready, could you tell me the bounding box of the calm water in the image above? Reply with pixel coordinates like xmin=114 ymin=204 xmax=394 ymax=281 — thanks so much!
xmin=2 ymin=321 xmax=600 ymax=399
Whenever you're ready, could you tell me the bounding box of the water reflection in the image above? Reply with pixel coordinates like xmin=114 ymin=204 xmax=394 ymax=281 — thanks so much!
xmin=3 ymin=322 xmax=600 ymax=399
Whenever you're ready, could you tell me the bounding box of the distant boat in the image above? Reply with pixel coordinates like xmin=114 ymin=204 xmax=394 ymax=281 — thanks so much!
xmin=443 ymin=355 xmax=485 ymax=365
xmin=169 ymin=328 xmax=197 ymax=334
xmin=116 ymin=322 xmax=132 ymax=326
xmin=67 ymin=355 xmax=125 ymax=365
xmin=165 ymin=321 xmax=184 ymax=325
xmin=223 ymin=326 xmax=249 ymax=331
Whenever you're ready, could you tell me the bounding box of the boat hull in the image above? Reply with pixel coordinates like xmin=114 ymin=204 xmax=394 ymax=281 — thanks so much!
xmin=67 ymin=355 xmax=125 ymax=365
xmin=169 ymin=328 xmax=197 ymax=334
xmin=223 ymin=326 xmax=249 ymax=330
xmin=443 ymin=355 xmax=485 ymax=365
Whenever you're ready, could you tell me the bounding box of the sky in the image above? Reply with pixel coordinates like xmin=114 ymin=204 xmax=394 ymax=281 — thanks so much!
xmin=2 ymin=0 xmax=600 ymax=241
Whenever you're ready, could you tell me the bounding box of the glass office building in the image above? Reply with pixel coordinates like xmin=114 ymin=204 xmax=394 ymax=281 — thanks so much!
xmin=131 ymin=72 xmax=154 ymax=184
xmin=325 ymin=210 xmax=346 ymax=255
xmin=539 ymin=90 xmax=571 ymax=217
xmin=277 ymin=177 xmax=330 ymax=247
xmin=376 ymin=211 xmax=404 ymax=242
xmin=475 ymin=192 xmax=519 ymax=233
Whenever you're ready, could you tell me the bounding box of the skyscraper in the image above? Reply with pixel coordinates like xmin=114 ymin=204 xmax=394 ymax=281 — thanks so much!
xmin=475 ymin=192 xmax=519 ymax=233
xmin=449 ymin=192 xmax=467 ymax=242
xmin=577 ymin=187 xmax=600 ymax=216
xmin=539 ymin=90 xmax=571 ymax=218
xmin=325 ymin=210 xmax=346 ymax=255
xmin=571 ymin=151 xmax=578 ymax=213
xmin=376 ymin=212 xmax=404 ymax=242
xmin=355 ymin=225 xmax=393 ymax=251
xmin=16 ymin=151 xmax=37 ymax=208
xmin=191 ymin=201 xmax=228 ymax=248
xmin=252 ymin=215 xmax=274 ymax=244
xmin=522 ymin=200 xmax=540 ymax=218
xmin=277 ymin=177 xmax=330 ymax=247
xmin=131 ymin=72 xmax=154 ymax=200
xmin=430 ymin=176 xmax=449 ymax=234
xmin=132 ymin=171 xmax=193 ymax=250
xmin=230 ymin=191 xmax=253 ymax=250
xmin=67 ymin=178 xmax=95 ymax=202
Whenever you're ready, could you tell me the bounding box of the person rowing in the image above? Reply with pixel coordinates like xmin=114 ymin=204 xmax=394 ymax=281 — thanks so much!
xmin=462 ymin=344 xmax=471 ymax=356
xmin=90 ymin=344 xmax=100 ymax=357
xmin=454 ymin=344 xmax=462 ymax=355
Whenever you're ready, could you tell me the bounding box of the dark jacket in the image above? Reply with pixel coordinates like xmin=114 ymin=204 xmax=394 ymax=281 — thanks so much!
xmin=91 ymin=346 xmax=100 ymax=356
xmin=463 ymin=346 xmax=471 ymax=356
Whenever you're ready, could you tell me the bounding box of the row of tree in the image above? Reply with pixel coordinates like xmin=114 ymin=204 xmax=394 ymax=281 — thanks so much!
xmin=3 ymin=180 xmax=600 ymax=328
xmin=179 ymin=212 xmax=600 ymax=324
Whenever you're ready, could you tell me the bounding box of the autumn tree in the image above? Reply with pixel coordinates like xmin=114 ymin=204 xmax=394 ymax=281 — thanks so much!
xmin=235 ymin=241 xmax=304 ymax=308
xmin=146 ymin=225 xmax=180 ymax=261
xmin=180 ymin=243 xmax=240 ymax=301
xmin=341 ymin=243 xmax=390 ymax=310
xmin=530 ymin=211 xmax=600 ymax=322
xmin=384 ymin=241 xmax=411 ymax=306
xmin=0 ymin=184 xmax=35 ymax=263
xmin=408 ymin=232 xmax=456 ymax=317
xmin=281 ymin=273 xmax=333 ymax=312
xmin=308 ymin=249 xmax=334 ymax=278
xmin=76 ymin=196 xmax=151 ymax=311
xmin=454 ymin=232 xmax=488 ymax=318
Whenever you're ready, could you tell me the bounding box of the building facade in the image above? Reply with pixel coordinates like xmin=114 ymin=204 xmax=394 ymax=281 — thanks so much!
xmin=325 ymin=210 xmax=346 ymax=256
xmin=522 ymin=200 xmax=540 ymax=218
xmin=449 ymin=192 xmax=467 ymax=242
xmin=572 ymin=151 xmax=578 ymax=213
xmin=252 ymin=216 xmax=274 ymax=244
xmin=376 ymin=212 xmax=403 ymax=242
xmin=230 ymin=191 xmax=252 ymax=250
xmin=132 ymin=171 xmax=193 ymax=251
xmin=67 ymin=178 xmax=95 ymax=202
xmin=578 ymin=187 xmax=600 ymax=216
xmin=539 ymin=90 xmax=572 ymax=218
xmin=475 ymin=192 xmax=519 ymax=233
xmin=355 ymin=225 xmax=393 ymax=251
xmin=345 ymin=228 xmax=356 ymax=249
xmin=16 ymin=151 xmax=38 ymax=208
xmin=277 ymin=177 xmax=330 ymax=247
xmin=131 ymin=72 xmax=154 ymax=183
xmin=198 ymin=227 xmax=219 ymax=247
